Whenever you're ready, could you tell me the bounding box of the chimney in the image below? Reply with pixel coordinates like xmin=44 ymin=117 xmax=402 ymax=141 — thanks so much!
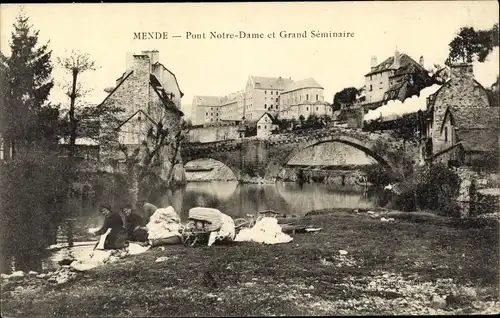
xmin=125 ymin=52 xmax=134 ymax=70
xmin=370 ymin=56 xmax=378 ymax=70
xmin=393 ymin=49 xmax=400 ymax=69
xmin=419 ymin=55 xmax=424 ymax=67
xmin=449 ymin=63 xmax=474 ymax=81
xmin=141 ymin=50 xmax=159 ymax=64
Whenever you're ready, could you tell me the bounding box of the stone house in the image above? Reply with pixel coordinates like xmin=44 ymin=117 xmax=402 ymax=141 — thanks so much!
xmin=422 ymin=63 xmax=498 ymax=170
xmin=98 ymin=51 xmax=185 ymax=182
xmin=256 ymin=112 xmax=279 ymax=139
xmin=363 ymin=50 xmax=432 ymax=110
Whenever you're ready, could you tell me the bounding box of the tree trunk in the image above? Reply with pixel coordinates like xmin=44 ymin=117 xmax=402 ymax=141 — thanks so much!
xmin=68 ymin=69 xmax=78 ymax=158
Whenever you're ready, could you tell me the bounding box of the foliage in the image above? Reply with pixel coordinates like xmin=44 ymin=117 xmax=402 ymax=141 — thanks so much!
xmin=388 ymin=163 xmax=461 ymax=216
xmin=333 ymin=87 xmax=359 ymax=110
xmin=1 ymin=11 xmax=54 ymax=144
xmin=361 ymin=164 xmax=396 ymax=186
xmin=0 ymin=152 xmax=73 ymax=271
xmin=448 ymin=24 xmax=499 ymax=64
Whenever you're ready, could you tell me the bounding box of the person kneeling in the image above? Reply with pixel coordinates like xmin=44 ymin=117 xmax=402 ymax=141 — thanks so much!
xmin=122 ymin=204 xmax=148 ymax=242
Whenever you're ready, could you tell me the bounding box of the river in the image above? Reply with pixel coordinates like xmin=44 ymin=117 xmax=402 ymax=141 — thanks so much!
xmin=2 ymin=181 xmax=389 ymax=274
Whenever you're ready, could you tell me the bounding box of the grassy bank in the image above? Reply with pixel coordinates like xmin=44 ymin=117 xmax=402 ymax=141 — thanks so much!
xmin=1 ymin=210 xmax=499 ymax=316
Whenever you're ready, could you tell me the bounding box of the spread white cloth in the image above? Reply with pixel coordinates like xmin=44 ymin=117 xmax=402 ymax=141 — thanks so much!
xmin=146 ymin=206 xmax=182 ymax=240
xmin=95 ymin=228 xmax=111 ymax=250
xmin=70 ymin=250 xmax=114 ymax=271
xmin=235 ymin=217 xmax=293 ymax=245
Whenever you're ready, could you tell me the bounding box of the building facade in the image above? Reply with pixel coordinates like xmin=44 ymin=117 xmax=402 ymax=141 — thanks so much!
xmin=256 ymin=113 xmax=279 ymax=139
xmin=278 ymin=78 xmax=330 ymax=120
xmin=191 ymin=76 xmax=330 ymax=124
xmin=364 ymin=50 xmax=431 ymax=109
xmin=191 ymin=96 xmax=221 ymax=125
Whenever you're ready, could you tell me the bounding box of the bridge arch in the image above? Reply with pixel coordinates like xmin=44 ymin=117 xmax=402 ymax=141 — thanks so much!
xmin=264 ymin=134 xmax=401 ymax=181
xmin=183 ymin=157 xmax=241 ymax=181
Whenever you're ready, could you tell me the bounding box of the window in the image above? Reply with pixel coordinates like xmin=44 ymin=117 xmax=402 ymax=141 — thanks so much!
xmin=306 ymin=107 xmax=309 ymax=111
xmin=258 ymin=125 xmax=261 ymax=129
xmin=306 ymin=94 xmax=309 ymax=100
xmin=206 ymin=112 xmax=208 ymax=116
xmin=264 ymin=104 xmax=267 ymax=109
xmin=316 ymin=94 xmax=318 ymax=101
xmin=265 ymin=125 xmax=267 ymax=129
xmin=276 ymin=98 xmax=278 ymax=102
xmin=265 ymin=90 xmax=267 ymax=94
xmin=0 ymin=139 xmax=4 ymax=160
xmin=444 ymin=127 xmax=448 ymax=142
xmin=316 ymin=107 xmax=318 ymax=111
xmin=271 ymin=91 xmax=273 ymax=95
xmin=369 ymin=84 xmax=373 ymax=91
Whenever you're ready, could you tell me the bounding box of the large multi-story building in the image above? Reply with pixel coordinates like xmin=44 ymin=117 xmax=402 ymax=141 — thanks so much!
xmin=278 ymin=78 xmax=331 ymax=120
xmin=192 ymin=75 xmax=330 ymax=124
xmin=191 ymin=96 xmax=221 ymax=125
xmin=243 ymin=76 xmax=293 ymax=121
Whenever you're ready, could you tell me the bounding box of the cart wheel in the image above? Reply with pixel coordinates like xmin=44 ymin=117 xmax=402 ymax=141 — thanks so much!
xmin=190 ymin=235 xmax=198 ymax=247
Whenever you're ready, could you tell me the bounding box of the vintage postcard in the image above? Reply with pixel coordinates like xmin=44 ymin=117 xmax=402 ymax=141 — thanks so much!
xmin=0 ymin=1 xmax=499 ymax=316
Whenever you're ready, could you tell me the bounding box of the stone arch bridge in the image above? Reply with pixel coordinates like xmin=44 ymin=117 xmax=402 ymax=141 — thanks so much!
xmin=181 ymin=127 xmax=418 ymax=182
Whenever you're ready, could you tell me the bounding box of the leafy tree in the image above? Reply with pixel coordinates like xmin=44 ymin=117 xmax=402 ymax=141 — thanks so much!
xmin=333 ymin=87 xmax=359 ymax=110
xmin=2 ymin=11 xmax=54 ymax=153
xmin=448 ymin=24 xmax=499 ymax=64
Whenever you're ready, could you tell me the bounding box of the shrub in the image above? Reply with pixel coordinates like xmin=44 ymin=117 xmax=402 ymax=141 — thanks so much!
xmin=388 ymin=163 xmax=461 ymax=217
xmin=0 ymin=151 xmax=73 ymax=272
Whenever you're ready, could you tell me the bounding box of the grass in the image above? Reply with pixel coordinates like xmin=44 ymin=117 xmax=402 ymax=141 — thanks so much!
xmin=1 ymin=210 xmax=499 ymax=316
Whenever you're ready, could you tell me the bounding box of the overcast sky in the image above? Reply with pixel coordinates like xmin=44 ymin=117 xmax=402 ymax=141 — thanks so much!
xmin=1 ymin=2 xmax=498 ymax=119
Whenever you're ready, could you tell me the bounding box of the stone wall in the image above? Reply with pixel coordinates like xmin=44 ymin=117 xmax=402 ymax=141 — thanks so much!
xmin=187 ymin=124 xmax=240 ymax=143
xmin=453 ymin=167 xmax=500 ymax=217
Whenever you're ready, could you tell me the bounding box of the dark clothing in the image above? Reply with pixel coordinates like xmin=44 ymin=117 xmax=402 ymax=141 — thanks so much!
xmin=95 ymin=212 xmax=126 ymax=249
xmin=125 ymin=213 xmax=147 ymax=242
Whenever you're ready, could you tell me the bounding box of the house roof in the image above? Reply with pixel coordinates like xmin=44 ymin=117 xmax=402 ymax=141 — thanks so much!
xmin=258 ymin=112 xmax=280 ymax=125
xmin=193 ymin=95 xmax=221 ymax=106
xmin=98 ymin=70 xmax=134 ymax=107
xmin=115 ymin=109 xmax=156 ymax=131
xmin=282 ymin=77 xmax=323 ymax=93
xmin=365 ymin=53 xmax=425 ymax=77
xmin=440 ymin=106 xmax=500 ymax=133
xmin=250 ymin=76 xmax=294 ymax=90
xmin=151 ymin=83 xmax=184 ymax=116
xmin=97 ymin=70 xmax=183 ymax=115
xmin=456 ymin=129 xmax=500 ymax=153
xmin=152 ymin=62 xmax=185 ymax=98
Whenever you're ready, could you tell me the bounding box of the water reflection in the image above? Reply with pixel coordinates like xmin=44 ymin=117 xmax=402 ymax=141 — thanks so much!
xmin=158 ymin=181 xmax=388 ymax=220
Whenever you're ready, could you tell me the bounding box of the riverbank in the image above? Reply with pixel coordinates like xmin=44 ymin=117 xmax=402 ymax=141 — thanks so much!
xmin=1 ymin=209 xmax=499 ymax=316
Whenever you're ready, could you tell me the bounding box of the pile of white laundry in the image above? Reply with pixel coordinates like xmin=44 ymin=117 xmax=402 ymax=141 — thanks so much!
xmin=146 ymin=206 xmax=182 ymax=242
xmin=235 ymin=217 xmax=293 ymax=245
